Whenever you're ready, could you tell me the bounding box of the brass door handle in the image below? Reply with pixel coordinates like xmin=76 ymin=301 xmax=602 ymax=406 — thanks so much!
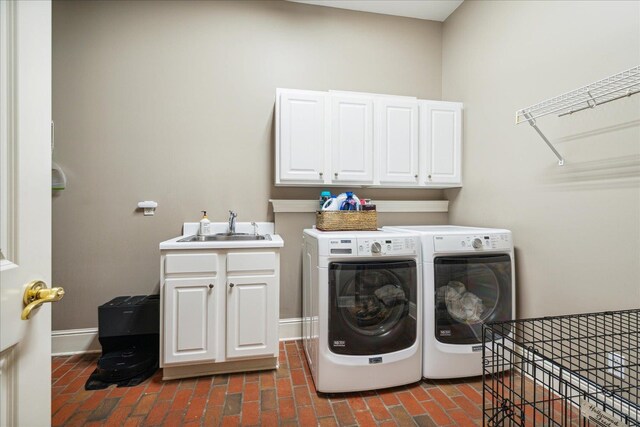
xmin=21 ymin=280 xmax=65 ymax=320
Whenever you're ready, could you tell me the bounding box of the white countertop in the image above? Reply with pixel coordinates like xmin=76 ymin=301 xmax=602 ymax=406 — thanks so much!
xmin=160 ymin=222 xmax=284 ymax=250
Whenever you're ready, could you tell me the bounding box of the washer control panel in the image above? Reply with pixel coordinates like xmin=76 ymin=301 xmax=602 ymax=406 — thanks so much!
xmin=434 ymin=233 xmax=512 ymax=252
xmin=327 ymin=236 xmax=417 ymax=256
xmin=357 ymin=237 xmax=417 ymax=256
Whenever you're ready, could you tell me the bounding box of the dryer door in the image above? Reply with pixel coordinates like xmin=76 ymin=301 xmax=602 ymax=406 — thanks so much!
xmin=434 ymin=254 xmax=512 ymax=344
xmin=328 ymin=260 xmax=417 ymax=355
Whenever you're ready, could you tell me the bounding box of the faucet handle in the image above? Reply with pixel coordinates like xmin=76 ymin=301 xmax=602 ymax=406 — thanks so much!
xmin=251 ymin=221 xmax=259 ymax=235
xmin=229 ymin=210 xmax=237 ymax=218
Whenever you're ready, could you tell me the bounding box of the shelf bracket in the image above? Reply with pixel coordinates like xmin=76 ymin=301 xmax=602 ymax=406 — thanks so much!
xmin=523 ymin=113 xmax=565 ymax=166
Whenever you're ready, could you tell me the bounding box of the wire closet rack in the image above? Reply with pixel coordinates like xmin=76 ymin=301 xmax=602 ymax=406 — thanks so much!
xmin=483 ymin=309 xmax=640 ymax=426
xmin=516 ymin=65 xmax=640 ymax=165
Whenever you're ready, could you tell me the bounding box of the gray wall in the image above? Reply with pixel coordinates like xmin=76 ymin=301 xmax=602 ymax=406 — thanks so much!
xmin=52 ymin=0 xmax=444 ymax=330
xmin=442 ymin=1 xmax=640 ymax=318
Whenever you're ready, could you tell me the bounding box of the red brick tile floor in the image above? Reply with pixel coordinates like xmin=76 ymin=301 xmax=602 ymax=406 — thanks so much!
xmin=52 ymin=340 xmax=485 ymax=426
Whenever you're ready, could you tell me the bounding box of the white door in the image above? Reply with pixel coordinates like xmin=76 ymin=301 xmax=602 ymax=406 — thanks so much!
xmin=377 ymin=98 xmax=419 ymax=185
xmin=277 ymin=90 xmax=328 ymax=184
xmin=421 ymin=101 xmax=462 ymax=185
xmin=0 ymin=1 xmax=53 ymax=426
xmin=164 ymin=278 xmax=220 ymax=365
xmin=330 ymin=95 xmax=374 ymax=183
xmin=226 ymin=275 xmax=278 ymax=359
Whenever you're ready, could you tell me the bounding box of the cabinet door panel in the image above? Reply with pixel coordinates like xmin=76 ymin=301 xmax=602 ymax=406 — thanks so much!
xmin=227 ymin=275 xmax=278 ymax=359
xmin=378 ymin=100 xmax=419 ymax=184
xmin=164 ymin=278 xmax=219 ymax=365
xmin=331 ymin=96 xmax=373 ymax=183
xmin=422 ymin=102 xmax=462 ymax=185
xmin=278 ymin=91 xmax=327 ymax=183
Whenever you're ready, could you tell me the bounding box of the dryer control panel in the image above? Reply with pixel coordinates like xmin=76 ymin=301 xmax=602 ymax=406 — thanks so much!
xmin=434 ymin=233 xmax=512 ymax=252
xmin=327 ymin=237 xmax=417 ymax=256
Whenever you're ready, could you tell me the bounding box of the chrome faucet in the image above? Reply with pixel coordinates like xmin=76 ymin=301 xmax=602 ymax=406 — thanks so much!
xmin=228 ymin=210 xmax=237 ymax=234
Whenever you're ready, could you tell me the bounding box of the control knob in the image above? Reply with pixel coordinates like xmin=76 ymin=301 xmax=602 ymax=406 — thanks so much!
xmin=472 ymin=238 xmax=483 ymax=249
xmin=371 ymin=242 xmax=382 ymax=254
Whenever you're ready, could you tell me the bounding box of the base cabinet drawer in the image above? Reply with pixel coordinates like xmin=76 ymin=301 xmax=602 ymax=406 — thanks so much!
xmin=227 ymin=252 xmax=276 ymax=273
xmin=165 ymin=253 xmax=219 ymax=275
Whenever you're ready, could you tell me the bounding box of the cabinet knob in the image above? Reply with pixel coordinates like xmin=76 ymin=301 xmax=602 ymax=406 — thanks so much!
xmin=229 ymin=283 xmax=235 ymax=288
xmin=208 ymin=284 xmax=214 ymax=289
xmin=414 ymin=174 xmax=418 ymax=179
xmin=319 ymin=172 xmax=323 ymax=177
xmin=428 ymin=174 xmax=432 ymax=179
xmin=334 ymin=172 xmax=338 ymax=178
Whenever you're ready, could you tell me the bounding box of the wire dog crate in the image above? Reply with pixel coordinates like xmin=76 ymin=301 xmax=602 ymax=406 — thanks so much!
xmin=483 ymin=309 xmax=639 ymax=426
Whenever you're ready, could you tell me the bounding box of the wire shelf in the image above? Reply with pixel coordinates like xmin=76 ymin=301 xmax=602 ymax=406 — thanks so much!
xmin=483 ymin=309 xmax=640 ymax=426
xmin=516 ymin=65 xmax=640 ymax=124
xmin=515 ymin=65 xmax=640 ymax=165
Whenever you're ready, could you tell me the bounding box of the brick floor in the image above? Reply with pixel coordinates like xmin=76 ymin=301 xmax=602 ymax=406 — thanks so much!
xmin=52 ymin=341 xmax=485 ymax=426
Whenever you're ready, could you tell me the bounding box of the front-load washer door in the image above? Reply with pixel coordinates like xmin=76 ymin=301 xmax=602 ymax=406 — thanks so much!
xmin=434 ymin=254 xmax=512 ymax=344
xmin=328 ymin=260 xmax=417 ymax=355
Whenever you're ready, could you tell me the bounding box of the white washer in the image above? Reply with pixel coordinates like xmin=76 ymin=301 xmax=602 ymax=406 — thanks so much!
xmin=302 ymin=229 xmax=422 ymax=392
xmin=383 ymin=226 xmax=515 ymax=379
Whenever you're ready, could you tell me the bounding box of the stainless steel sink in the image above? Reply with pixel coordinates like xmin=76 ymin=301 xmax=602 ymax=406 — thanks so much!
xmin=178 ymin=233 xmax=270 ymax=242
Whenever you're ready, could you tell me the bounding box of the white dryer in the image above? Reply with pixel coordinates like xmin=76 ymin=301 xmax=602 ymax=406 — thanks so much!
xmin=383 ymin=226 xmax=515 ymax=379
xmin=302 ymin=229 xmax=422 ymax=392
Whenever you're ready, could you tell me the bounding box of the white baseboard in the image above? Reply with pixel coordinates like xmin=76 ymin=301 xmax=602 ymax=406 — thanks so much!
xmin=52 ymin=318 xmax=303 ymax=356
xmin=51 ymin=328 xmax=101 ymax=356
xmin=278 ymin=317 xmax=303 ymax=341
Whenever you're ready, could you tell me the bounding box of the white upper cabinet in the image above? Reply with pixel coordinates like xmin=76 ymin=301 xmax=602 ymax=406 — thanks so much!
xmin=377 ymin=99 xmax=420 ymax=185
xmin=275 ymin=88 xmax=462 ymax=188
xmin=420 ymin=101 xmax=462 ymax=186
xmin=331 ymin=95 xmax=374 ymax=183
xmin=277 ymin=89 xmax=328 ymax=184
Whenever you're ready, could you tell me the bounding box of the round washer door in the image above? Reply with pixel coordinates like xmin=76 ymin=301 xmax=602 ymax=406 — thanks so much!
xmin=434 ymin=254 xmax=512 ymax=344
xmin=328 ymin=260 xmax=417 ymax=355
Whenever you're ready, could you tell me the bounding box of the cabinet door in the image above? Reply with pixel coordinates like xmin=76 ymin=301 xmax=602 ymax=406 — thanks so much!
xmin=277 ymin=90 xmax=328 ymax=184
xmin=378 ymin=99 xmax=420 ymax=184
xmin=331 ymin=95 xmax=374 ymax=183
xmin=164 ymin=278 xmax=221 ymax=365
xmin=226 ymin=275 xmax=278 ymax=359
xmin=421 ymin=101 xmax=462 ymax=185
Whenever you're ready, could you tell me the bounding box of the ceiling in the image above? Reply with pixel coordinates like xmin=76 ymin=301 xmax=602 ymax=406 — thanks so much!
xmin=287 ymin=0 xmax=464 ymax=22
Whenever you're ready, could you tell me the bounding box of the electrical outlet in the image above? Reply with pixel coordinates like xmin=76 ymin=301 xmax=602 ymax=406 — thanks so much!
xmin=607 ymin=352 xmax=626 ymax=379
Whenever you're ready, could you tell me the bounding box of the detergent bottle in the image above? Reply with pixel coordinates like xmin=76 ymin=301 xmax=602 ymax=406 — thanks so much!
xmin=321 ymin=195 xmax=340 ymax=211
xmin=340 ymin=192 xmax=360 ymax=211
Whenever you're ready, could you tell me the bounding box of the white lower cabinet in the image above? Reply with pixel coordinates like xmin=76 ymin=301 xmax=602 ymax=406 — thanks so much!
xmin=164 ymin=277 xmax=221 ymax=365
xmin=226 ymin=275 xmax=278 ymax=359
xmin=160 ymin=249 xmax=280 ymax=379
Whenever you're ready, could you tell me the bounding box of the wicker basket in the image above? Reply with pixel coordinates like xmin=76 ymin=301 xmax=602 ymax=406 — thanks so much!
xmin=315 ymin=210 xmax=378 ymax=231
